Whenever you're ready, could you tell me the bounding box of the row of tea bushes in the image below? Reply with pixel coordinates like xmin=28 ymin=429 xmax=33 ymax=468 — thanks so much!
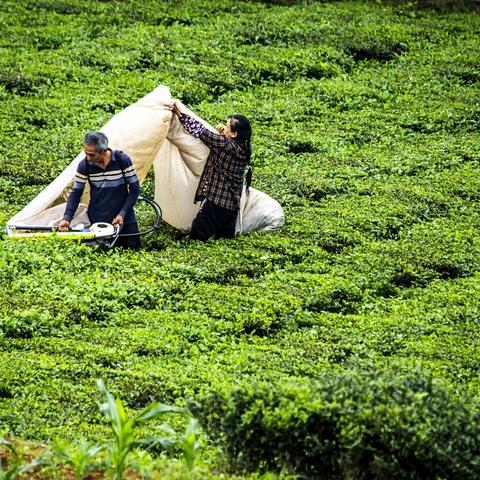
xmin=194 ymin=369 xmax=480 ymax=479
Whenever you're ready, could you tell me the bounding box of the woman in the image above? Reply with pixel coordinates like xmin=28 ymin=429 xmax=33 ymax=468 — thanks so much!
xmin=172 ymin=103 xmax=252 ymax=241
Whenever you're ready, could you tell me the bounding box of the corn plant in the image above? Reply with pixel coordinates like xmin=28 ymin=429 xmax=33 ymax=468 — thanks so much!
xmin=0 ymin=438 xmax=42 ymax=480
xmin=53 ymin=438 xmax=104 ymax=480
xmin=142 ymin=416 xmax=201 ymax=479
xmin=97 ymin=379 xmax=180 ymax=480
xmin=178 ymin=416 xmax=201 ymax=479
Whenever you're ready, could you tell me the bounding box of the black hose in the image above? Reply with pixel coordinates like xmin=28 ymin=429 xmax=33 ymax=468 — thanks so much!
xmin=118 ymin=195 xmax=162 ymax=238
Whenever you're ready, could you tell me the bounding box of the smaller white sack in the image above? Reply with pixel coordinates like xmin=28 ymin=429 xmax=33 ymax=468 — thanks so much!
xmin=157 ymin=99 xmax=285 ymax=233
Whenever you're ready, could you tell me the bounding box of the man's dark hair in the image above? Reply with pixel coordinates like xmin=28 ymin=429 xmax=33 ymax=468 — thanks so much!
xmin=84 ymin=131 xmax=109 ymax=152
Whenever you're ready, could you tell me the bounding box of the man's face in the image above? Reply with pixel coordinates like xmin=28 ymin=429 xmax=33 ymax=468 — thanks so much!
xmin=84 ymin=144 xmax=104 ymax=164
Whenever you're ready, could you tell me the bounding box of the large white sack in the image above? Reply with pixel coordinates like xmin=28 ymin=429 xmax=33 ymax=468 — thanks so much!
xmin=8 ymin=85 xmax=285 ymax=234
xmin=8 ymin=85 xmax=172 ymax=227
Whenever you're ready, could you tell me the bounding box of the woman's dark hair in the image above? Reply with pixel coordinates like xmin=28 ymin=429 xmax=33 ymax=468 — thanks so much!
xmin=229 ymin=115 xmax=253 ymax=190
xmin=229 ymin=114 xmax=252 ymax=143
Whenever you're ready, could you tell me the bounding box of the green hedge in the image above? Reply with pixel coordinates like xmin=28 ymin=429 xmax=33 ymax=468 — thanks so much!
xmin=194 ymin=370 xmax=480 ymax=479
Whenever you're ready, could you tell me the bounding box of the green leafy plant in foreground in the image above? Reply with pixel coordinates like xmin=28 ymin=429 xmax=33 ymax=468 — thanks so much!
xmin=1 ymin=383 xmax=203 ymax=479
xmin=0 ymin=437 xmax=42 ymax=480
xmin=178 ymin=416 xmax=201 ymax=479
xmin=52 ymin=438 xmax=104 ymax=480
xmin=98 ymin=379 xmax=183 ymax=480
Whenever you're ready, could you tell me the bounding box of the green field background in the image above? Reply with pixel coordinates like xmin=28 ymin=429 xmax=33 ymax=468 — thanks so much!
xmin=0 ymin=1 xmax=479 ymax=478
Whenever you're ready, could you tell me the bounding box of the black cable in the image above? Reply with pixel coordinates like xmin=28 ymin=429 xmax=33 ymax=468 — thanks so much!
xmin=118 ymin=196 xmax=162 ymax=238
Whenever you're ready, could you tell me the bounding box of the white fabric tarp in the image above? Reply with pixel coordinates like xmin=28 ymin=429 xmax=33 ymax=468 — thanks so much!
xmin=7 ymin=85 xmax=285 ymax=234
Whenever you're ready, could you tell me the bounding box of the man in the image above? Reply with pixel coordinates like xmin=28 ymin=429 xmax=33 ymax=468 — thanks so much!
xmin=172 ymin=103 xmax=252 ymax=241
xmin=58 ymin=131 xmax=141 ymax=249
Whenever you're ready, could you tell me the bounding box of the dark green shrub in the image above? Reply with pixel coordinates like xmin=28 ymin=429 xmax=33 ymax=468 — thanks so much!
xmin=0 ymin=70 xmax=48 ymax=95
xmin=194 ymin=370 xmax=480 ymax=479
xmin=0 ymin=310 xmax=58 ymax=339
xmin=341 ymin=24 xmax=409 ymax=62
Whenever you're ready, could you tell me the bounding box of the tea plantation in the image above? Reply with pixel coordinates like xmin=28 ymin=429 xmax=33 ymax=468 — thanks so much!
xmin=0 ymin=0 xmax=479 ymax=478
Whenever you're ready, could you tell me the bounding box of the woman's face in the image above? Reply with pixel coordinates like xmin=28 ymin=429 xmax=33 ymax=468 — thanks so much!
xmin=224 ymin=118 xmax=238 ymax=139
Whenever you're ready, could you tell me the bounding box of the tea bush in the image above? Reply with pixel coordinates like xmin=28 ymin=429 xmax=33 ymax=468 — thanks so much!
xmin=193 ymin=369 xmax=480 ymax=479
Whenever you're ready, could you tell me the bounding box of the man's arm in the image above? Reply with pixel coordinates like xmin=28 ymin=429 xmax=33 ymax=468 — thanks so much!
xmin=59 ymin=161 xmax=87 ymax=231
xmin=115 ymin=154 xmax=140 ymax=224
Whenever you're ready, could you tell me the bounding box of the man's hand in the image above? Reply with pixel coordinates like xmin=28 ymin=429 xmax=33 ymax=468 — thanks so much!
xmin=58 ymin=219 xmax=70 ymax=232
xmin=112 ymin=215 xmax=124 ymax=226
